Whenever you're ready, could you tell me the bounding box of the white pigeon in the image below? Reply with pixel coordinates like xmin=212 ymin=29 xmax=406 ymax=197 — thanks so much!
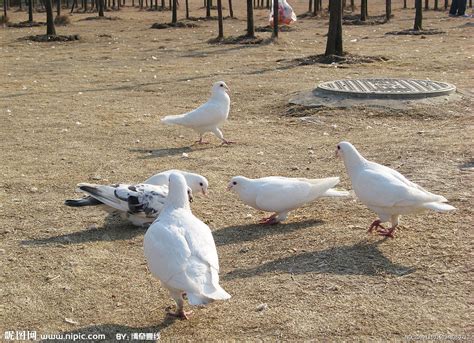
xmin=161 ymin=81 xmax=233 ymax=144
xmin=65 ymin=170 xmax=208 ymax=227
xmin=227 ymin=176 xmax=349 ymax=224
xmin=144 ymin=173 xmax=231 ymax=319
xmin=336 ymin=141 xmax=456 ymax=238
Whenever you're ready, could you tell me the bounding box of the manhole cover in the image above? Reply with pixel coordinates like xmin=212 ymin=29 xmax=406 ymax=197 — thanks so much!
xmin=317 ymin=78 xmax=456 ymax=99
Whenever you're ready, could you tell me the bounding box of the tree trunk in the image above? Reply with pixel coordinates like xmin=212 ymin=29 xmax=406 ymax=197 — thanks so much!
xmin=98 ymin=0 xmax=104 ymax=15
xmin=325 ymin=0 xmax=343 ymax=55
xmin=29 ymin=0 xmax=34 ymax=21
xmin=185 ymin=0 xmax=188 ymax=18
xmin=217 ymin=0 xmax=223 ymax=38
xmin=3 ymin=0 xmax=7 ymax=19
xmin=403 ymin=0 xmax=407 ymax=8
xmin=308 ymin=0 xmax=312 ymax=12
xmin=414 ymin=0 xmax=422 ymax=30
xmin=424 ymin=0 xmax=429 ymax=9
xmin=206 ymin=0 xmax=211 ymax=17
xmin=444 ymin=0 xmax=448 ymax=9
xmin=172 ymin=0 xmax=177 ymax=22
xmin=385 ymin=0 xmax=391 ymax=20
xmin=228 ymin=0 xmax=233 ymax=17
xmin=313 ymin=0 xmax=319 ymax=14
xmin=350 ymin=0 xmax=354 ymax=11
xmin=56 ymin=0 xmax=60 ymax=15
xmin=360 ymin=0 xmax=367 ymax=21
xmin=45 ymin=0 xmax=57 ymax=35
xmin=434 ymin=0 xmax=438 ymax=9
xmin=246 ymin=0 xmax=254 ymax=37
xmin=272 ymin=0 xmax=278 ymax=39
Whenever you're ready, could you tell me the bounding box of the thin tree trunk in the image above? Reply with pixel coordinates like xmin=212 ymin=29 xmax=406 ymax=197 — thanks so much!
xmin=434 ymin=0 xmax=438 ymax=9
xmin=98 ymin=0 xmax=104 ymax=15
xmin=414 ymin=0 xmax=422 ymax=30
xmin=206 ymin=0 xmax=211 ymax=17
xmin=29 ymin=0 xmax=34 ymax=21
xmin=217 ymin=0 xmax=223 ymax=38
xmin=3 ymin=0 xmax=7 ymax=19
xmin=404 ymin=0 xmax=407 ymax=8
xmin=172 ymin=0 xmax=177 ymax=22
xmin=308 ymin=0 xmax=312 ymax=12
xmin=228 ymin=0 xmax=233 ymax=17
xmin=386 ymin=0 xmax=391 ymax=20
xmin=272 ymin=0 xmax=278 ymax=39
xmin=325 ymin=0 xmax=343 ymax=55
xmin=360 ymin=0 xmax=367 ymax=21
xmin=350 ymin=0 xmax=354 ymax=11
xmin=246 ymin=0 xmax=254 ymax=37
xmin=185 ymin=0 xmax=188 ymax=17
xmin=56 ymin=0 xmax=61 ymax=15
xmin=44 ymin=0 xmax=57 ymax=35
xmin=444 ymin=0 xmax=448 ymax=9
xmin=425 ymin=0 xmax=429 ymax=9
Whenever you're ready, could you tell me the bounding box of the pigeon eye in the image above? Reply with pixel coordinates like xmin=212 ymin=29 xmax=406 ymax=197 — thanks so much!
xmin=199 ymin=182 xmax=203 ymax=186
xmin=337 ymin=145 xmax=340 ymax=150
xmin=220 ymin=84 xmax=224 ymax=87
xmin=232 ymin=181 xmax=237 ymax=185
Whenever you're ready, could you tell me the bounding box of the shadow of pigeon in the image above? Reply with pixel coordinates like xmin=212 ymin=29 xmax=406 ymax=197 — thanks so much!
xmin=225 ymin=239 xmax=415 ymax=279
xmin=212 ymin=219 xmax=324 ymax=246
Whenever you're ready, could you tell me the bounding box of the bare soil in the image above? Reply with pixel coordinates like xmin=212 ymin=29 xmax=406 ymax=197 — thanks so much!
xmin=1 ymin=1 xmax=473 ymax=341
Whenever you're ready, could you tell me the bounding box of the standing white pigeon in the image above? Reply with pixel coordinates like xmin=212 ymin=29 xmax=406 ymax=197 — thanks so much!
xmin=161 ymin=81 xmax=233 ymax=144
xmin=227 ymin=176 xmax=349 ymax=224
xmin=336 ymin=141 xmax=456 ymax=238
xmin=65 ymin=170 xmax=208 ymax=227
xmin=144 ymin=173 xmax=231 ymax=319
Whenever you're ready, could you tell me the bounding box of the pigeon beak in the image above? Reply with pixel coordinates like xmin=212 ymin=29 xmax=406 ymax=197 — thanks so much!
xmin=224 ymin=85 xmax=230 ymax=92
xmin=202 ymin=189 xmax=208 ymax=197
xmin=226 ymin=184 xmax=232 ymax=191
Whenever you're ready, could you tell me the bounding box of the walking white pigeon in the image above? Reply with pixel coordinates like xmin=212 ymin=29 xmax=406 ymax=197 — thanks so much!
xmin=144 ymin=173 xmax=231 ymax=319
xmin=161 ymin=81 xmax=233 ymax=144
xmin=336 ymin=141 xmax=456 ymax=238
xmin=227 ymin=176 xmax=349 ymax=224
xmin=65 ymin=170 xmax=208 ymax=227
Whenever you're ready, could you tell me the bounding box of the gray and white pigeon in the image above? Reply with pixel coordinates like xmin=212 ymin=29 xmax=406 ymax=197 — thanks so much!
xmin=65 ymin=170 xmax=208 ymax=227
xmin=161 ymin=81 xmax=233 ymax=144
xmin=336 ymin=141 xmax=456 ymax=238
xmin=144 ymin=173 xmax=231 ymax=320
xmin=227 ymin=176 xmax=349 ymax=224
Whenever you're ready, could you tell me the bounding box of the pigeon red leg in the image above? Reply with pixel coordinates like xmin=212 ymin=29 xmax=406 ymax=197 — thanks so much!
xmin=166 ymin=307 xmax=193 ymax=320
xmin=368 ymin=219 xmax=385 ymax=233
xmin=378 ymin=226 xmax=397 ymax=238
xmin=259 ymin=213 xmax=279 ymax=225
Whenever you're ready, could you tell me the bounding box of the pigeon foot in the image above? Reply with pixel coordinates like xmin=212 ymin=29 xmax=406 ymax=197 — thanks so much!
xmin=368 ymin=220 xmax=385 ymax=233
xmin=221 ymin=140 xmax=235 ymax=145
xmin=166 ymin=307 xmax=193 ymax=320
xmin=259 ymin=214 xmax=279 ymax=225
xmin=377 ymin=227 xmax=396 ymax=238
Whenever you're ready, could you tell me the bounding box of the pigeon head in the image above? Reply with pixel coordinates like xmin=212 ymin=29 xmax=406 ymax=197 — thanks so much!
xmin=336 ymin=141 xmax=366 ymax=169
xmin=212 ymin=81 xmax=230 ymax=94
xmin=185 ymin=173 xmax=209 ymax=196
xmin=227 ymin=176 xmax=247 ymax=192
xmin=166 ymin=173 xmax=191 ymax=209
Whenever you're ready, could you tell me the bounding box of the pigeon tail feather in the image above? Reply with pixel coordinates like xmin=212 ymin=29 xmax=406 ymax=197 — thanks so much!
xmin=423 ymin=202 xmax=456 ymax=212
xmin=77 ymin=183 xmax=127 ymax=212
xmin=161 ymin=114 xmax=187 ymax=126
xmin=322 ymin=188 xmax=350 ymax=197
xmin=64 ymin=197 xmax=103 ymax=207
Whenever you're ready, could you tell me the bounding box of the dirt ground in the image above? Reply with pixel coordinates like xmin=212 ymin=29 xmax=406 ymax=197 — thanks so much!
xmin=1 ymin=1 xmax=473 ymax=341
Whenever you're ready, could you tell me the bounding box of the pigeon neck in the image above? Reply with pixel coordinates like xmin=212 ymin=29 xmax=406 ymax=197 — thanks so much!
xmin=343 ymin=149 xmax=367 ymax=174
xmin=164 ymin=187 xmax=190 ymax=211
xmin=211 ymin=90 xmax=229 ymax=101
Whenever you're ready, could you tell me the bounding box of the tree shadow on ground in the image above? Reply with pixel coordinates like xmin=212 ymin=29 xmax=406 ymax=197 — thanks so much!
xmin=39 ymin=317 xmax=176 ymax=342
xmin=225 ymin=239 xmax=415 ymax=279
xmin=21 ymin=214 xmax=145 ymax=246
xmin=212 ymin=219 xmax=324 ymax=246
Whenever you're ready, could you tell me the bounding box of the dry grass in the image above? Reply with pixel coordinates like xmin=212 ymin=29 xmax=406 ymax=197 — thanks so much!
xmin=1 ymin=1 xmax=473 ymax=341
